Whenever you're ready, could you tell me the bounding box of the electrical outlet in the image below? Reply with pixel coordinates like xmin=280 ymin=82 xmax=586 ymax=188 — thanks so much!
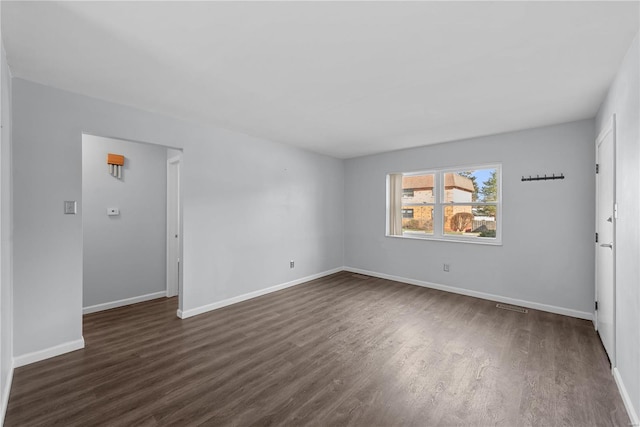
xmin=443 ymin=264 xmax=450 ymax=272
xmin=290 ymin=260 xmax=295 ymax=268
xmin=64 ymin=201 xmax=77 ymax=215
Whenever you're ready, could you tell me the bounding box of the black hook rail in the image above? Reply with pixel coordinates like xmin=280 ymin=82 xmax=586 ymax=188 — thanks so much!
xmin=521 ymin=173 xmax=564 ymax=182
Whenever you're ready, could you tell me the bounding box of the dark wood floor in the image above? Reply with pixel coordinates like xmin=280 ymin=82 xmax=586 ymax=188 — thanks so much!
xmin=5 ymin=272 xmax=629 ymax=426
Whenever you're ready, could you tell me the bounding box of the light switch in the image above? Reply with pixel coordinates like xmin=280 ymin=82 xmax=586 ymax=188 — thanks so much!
xmin=107 ymin=208 xmax=120 ymax=216
xmin=64 ymin=201 xmax=77 ymax=215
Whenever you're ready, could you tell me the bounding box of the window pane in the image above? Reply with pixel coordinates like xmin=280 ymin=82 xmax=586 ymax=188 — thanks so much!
xmin=443 ymin=205 xmax=497 ymax=238
xmin=442 ymin=168 xmax=498 ymax=203
xmin=390 ymin=166 xmax=500 ymax=242
xmin=402 ymin=205 xmax=434 ymax=234
xmin=402 ymin=174 xmax=434 ymax=204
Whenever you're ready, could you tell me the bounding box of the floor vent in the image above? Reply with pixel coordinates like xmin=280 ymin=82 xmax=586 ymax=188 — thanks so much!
xmin=351 ymin=274 xmax=371 ymax=280
xmin=496 ymin=303 xmax=528 ymax=313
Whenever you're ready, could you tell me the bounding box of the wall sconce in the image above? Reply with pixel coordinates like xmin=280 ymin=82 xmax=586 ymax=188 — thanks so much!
xmin=107 ymin=153 xmax=125 ymax=179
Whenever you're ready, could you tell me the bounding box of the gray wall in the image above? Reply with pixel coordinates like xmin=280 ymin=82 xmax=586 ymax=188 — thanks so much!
xmin=0 ymin=36 xmax=14 ymax=422
xmin=12 ymin=78 xmax=344 ymax=358
xmin=596 ymin=32 xmax=640 ymax=422
xmin=345 ymin=120 xmax=595 ymax=316
xmin=82 ymin=135 xmax=167 ymax=309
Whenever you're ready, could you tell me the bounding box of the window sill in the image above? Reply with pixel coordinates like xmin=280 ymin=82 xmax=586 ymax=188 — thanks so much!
xmin=385 ymin=233 xmax=502 ymax=246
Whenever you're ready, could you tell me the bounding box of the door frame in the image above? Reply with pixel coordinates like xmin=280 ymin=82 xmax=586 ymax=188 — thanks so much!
xmin=166 ymin=154 xmax=182 ymax=298
xmin=594 ymin=114 xmax=616 ymax=366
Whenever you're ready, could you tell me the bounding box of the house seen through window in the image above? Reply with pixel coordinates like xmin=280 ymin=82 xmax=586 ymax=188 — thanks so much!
xmin=388 ymin=165 xmax=500 ymax=243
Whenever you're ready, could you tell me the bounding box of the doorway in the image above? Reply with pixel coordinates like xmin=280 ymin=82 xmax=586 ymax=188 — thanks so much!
xmin=595 ymin=115 xmax=616 ymax=364
xmin=81 ymin=134 xmax=183 ymax=315
xmin=166 ymin=154 xmax=181 ymax=298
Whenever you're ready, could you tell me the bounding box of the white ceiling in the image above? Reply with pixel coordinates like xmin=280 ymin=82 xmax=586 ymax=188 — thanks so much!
xmin=2 ymin=1 xmax=638 ymax=158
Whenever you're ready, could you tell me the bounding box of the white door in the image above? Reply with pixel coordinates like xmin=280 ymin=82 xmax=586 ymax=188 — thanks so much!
xmin=166 ymin=156 xmax=181 ymax=297
xmin=595 ymin=116 xmax=615 ymax=363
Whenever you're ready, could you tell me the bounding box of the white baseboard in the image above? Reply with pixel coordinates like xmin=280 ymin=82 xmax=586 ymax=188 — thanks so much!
xmin=178 ymin=267 xmax=343 ymax=319
xmin=343 ymin=267 xmax=593 ymax=321
xmin=83 ymin=291 xmax=166 ymax=314
xmin=613 ymin=367 xmax=640 ymax=426
xmin=0 ymin=361 xmax=14 ymax=426
xmin=13 ymin=338 xmax=85 ymax=368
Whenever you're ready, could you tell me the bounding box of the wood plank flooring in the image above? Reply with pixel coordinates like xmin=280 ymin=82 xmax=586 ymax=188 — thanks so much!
xmin=5 ymin=272 xmax=629 ymax=426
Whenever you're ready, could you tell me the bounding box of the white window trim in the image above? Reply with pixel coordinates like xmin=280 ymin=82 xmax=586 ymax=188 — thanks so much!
xmin=386 ymin=163 xmax=502 ymax=245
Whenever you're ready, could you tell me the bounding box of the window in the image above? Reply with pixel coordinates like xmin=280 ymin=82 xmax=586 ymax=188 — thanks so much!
xmin=387 ymin=165 xmax=501 ymax=243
